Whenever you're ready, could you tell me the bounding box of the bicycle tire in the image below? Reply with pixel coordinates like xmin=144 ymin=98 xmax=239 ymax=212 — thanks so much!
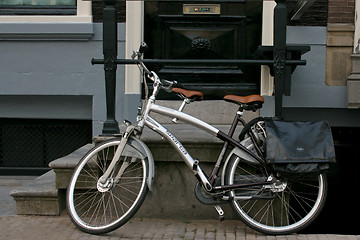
xmin=66 ymin=138 xmax=149 ymax=235
xmin=225 ymin=154 xmax=328 ymax=235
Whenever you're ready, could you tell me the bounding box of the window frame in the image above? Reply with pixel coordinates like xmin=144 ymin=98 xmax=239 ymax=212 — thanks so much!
xmin=0 ymin=0 xmax=91 ymax=23
xmin=0 ymin=0 xmax=92 ymax=40
xmin=0 ymin=5 xmax=77 ymax=16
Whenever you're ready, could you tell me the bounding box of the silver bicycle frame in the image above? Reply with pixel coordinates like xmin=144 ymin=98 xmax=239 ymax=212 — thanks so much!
xmin=134 ymin=72 xmax=261 ymax=191
xmin=143 ymin=103 xmax=219 ymax=189
xmin=98 ymin=68 xmax=261 ymax=193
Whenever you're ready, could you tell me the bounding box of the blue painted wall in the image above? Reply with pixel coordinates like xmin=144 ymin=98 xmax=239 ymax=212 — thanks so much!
xmin=0 ymin=23 xmax=129 ymax=136
xmin=285 ymin=26 xmax=347 ymax=108
xmin=0 ymin=23 xmax=357 ymax=138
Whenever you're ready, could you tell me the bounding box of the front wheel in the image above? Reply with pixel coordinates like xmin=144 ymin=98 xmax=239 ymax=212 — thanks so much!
xmin=225 ymin=155 xmax=328 ymax=235
xmin=66 ymin=138 xmax=149 ymax=235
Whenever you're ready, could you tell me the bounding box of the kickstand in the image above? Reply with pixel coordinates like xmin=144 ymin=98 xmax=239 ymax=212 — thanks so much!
xmin=214 ymin=205 xmax=225 ymax=221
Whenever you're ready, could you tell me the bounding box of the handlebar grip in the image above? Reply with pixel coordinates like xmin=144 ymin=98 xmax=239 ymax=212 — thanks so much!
xmin=139 ymin=42 xmax=148 ymax=54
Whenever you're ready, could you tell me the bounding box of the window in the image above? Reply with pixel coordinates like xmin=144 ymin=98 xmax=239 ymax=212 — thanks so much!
xmin=0 ymin=0 xmax=76 ymax=15
xmin=0 ymin=0 xmax=92 ymax=39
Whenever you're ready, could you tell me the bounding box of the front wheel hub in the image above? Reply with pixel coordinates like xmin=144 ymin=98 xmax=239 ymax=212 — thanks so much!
xmin=97 ymin=178 xmax=114 ymax=192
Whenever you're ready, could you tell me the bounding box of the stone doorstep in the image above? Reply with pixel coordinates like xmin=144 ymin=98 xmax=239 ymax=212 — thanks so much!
xmin=10 ymin=170 xmax=63 ymax=216
xmin=12 ymin=196 xmax=62 ymax=216
xmin=49 ymin=144 xmax=94 ymax=189
xmin=51 ymin=124 xmax=239 ymax=189
xmin=52 ymin=143 xmax=224 ymax=190
xmin=12 ymin=124 xmax=240 ymax=216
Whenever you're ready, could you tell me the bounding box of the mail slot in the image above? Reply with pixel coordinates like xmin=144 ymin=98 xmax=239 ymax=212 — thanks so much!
xmin=144 ymin=1 xmax=263 ymax=100
xmin=183 ymin=4 xmax=220 ymax=15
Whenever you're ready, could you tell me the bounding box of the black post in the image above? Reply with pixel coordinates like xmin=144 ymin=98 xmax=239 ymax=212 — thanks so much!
xmin=102 ymin=0 xmax=120 ymax=135
xmin=273 ymin=0 xmax=287 ymax=118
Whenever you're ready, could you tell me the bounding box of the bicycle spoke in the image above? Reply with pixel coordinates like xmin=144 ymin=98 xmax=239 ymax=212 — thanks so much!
xmin=78 ymin=166 xmax=98 ymax=183
xmin=88 ymin=193 xmax=104 ymax=226
xmin=119 ymin=185 xmax=141 ymax=196
xmin=228 ymin=153 xmax=327 ymax=234
xmin=287 ymin=188 xmax=314 ymax=211
xmin=67 ymin=139 xmax=148 ymax=234
xmin=74 ymin=190 xmax=99 ymax=210
xmin=111 ymin=191 xmax=131 ymax=210
xmin=110 ymin=191 xmax=120 ymax=219
xmin=77 ymin=191 xmax=100 ymax=216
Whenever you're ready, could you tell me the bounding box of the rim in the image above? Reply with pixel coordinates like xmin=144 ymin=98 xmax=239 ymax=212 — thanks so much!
xmin=67 ymin=140 xmax=147 ymax=231
xmin=229 ymin=157 xmax=325 ymax=233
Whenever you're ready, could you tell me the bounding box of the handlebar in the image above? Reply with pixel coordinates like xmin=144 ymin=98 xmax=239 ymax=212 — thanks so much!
xmin=92 ymin=42 xmax=184 ymax=92
xmin=131 ymin=42 xmax=148 ymax=59
xmin=132 ymin=43 xmax=186 ymax=92
xmin=131 ymin=42 xmax=152 ymax=77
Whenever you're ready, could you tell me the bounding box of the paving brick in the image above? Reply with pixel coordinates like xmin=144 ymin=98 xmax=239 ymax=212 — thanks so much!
xmin=184 ymin=230 xmax=195 ymax=240
xmin=226 ymin=232 xmax=236 ymax=240
xmin=245 ymin=233 xmax=257 ymax=240
xmin=294 ymin=235 xmax=308 ymax=240
xmin=0 ymin=215 xmax=358 ymax=240
xmin=255 ymin=236 xmax=267 ymax=240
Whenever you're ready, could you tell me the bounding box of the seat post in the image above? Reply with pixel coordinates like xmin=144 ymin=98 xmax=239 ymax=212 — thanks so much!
xmin=172 ymin=98 xmax=190 ymax=123
xmin=238 ymin=105 xmax=244 ymax=116
xmin=230 ymin=107 xmax=246 ymax=138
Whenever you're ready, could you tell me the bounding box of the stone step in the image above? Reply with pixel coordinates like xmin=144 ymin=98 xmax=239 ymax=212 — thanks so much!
xmin=49 ymin=125 xmax=236 ymax=190
xmin=12 ymin=124 xmax=243 ymax=218
xmin=10 ymin=170 xmax=64 ymax=216
xmin=48 ymin=144 xmax=93 ymax=189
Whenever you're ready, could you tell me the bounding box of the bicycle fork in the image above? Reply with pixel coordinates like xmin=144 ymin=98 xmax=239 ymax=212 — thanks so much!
xmin=98 ymin=125 xmax=136 ymax=186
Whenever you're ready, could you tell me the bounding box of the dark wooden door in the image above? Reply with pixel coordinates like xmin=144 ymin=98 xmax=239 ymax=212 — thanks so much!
xmin=144 ymin=1 xmax=262 ymax=100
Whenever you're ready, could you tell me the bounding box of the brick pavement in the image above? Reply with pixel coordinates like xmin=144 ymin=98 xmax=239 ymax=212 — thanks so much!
xmin=0 ymin=214 xmax=358 ymax=240
xmin=0 ymin=177 xmax=359 ymax=240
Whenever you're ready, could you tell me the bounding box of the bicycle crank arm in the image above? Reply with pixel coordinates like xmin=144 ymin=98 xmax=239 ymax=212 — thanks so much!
xmin=214 ymin=205 xmax=225 ymax=221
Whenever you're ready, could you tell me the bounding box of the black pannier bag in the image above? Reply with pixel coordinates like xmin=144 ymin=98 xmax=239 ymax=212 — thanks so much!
xmin=265 ymin=119 xmax=336 ymax=178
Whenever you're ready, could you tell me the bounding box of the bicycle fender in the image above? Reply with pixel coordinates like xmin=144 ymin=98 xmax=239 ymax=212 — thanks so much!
xmin=128 ymin=136 xmax=155 ymax=191
xmin=221 ymin=146 xmax=259 ymax=185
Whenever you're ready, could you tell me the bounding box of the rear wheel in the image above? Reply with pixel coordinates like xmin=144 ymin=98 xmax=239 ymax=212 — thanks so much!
xmin=225 ymin=155 xmax=328 ymax=235
xmin=66 ymin=138 xmax=149 ymax=235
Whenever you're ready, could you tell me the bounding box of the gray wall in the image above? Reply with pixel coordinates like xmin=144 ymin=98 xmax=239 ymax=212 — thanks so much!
xmin=0 ymin=23 xmax=131 ymax=136
xmin=0 ymin=23 xmax=357 ymax=138
xmin=284 ymin=26 xmax=347 ymax=108
xmin=282 ymin=26 xmax=360 ymax=126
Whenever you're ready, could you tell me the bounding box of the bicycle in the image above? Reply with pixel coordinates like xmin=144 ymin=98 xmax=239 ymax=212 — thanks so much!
xmin=66 ymin=42 xmax=332 ymax=235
